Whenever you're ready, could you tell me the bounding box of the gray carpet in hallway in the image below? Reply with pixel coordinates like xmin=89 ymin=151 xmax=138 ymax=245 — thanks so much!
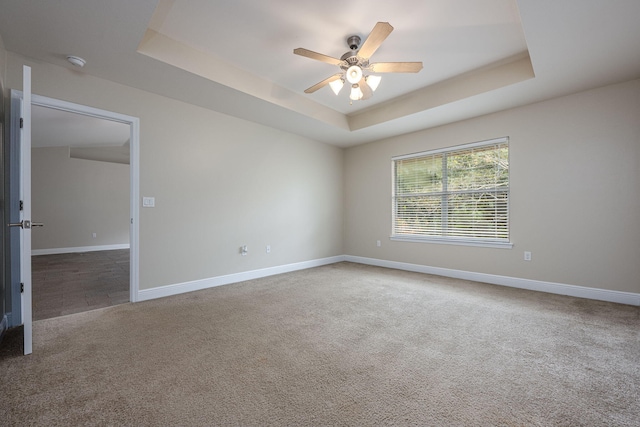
xmin=1 ymin=262 xmax=638 ymax=425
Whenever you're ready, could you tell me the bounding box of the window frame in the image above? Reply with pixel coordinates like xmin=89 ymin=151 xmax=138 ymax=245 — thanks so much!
xmin=391 ymin=137 xmax=512 ymax=249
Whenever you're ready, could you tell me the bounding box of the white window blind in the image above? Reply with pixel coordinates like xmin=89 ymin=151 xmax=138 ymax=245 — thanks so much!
xmin=392 ymin=138 xmax=509 ymax=246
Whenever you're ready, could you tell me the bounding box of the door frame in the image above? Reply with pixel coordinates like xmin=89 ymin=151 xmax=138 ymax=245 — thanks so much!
xmin=31 ymin=95 xmax=141 ymax=304
xmin=11 ymin=92 xmax=141 ymax=315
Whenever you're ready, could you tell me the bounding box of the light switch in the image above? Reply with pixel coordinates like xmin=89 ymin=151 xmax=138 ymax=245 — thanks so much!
xmin=142 ymin=197 xmax=155 ymax=208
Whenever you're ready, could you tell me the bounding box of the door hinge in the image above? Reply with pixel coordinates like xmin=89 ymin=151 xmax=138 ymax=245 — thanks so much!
xmin=20 ymin=283 xmax=24 ymax=293
xmin=19 ymin=200 xmax=24 ymax=211
xmin=20 ymin=118 xmax=23 ymax=129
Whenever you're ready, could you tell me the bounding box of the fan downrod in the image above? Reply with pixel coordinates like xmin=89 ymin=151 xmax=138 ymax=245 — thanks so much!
xmin=347 ymin=35 xmax=361 ymax=50
xmin=341 ymin=35 xmax=363 ymax=64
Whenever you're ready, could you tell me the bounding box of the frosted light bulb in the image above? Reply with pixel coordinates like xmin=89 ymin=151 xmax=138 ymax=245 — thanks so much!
xmin=350 ymin=84 xmax=363 ymax=101
xmin=366 ymin=75 xmax=381 ymax=91
xmin=329 ymin=79 xmax=344 ymax=95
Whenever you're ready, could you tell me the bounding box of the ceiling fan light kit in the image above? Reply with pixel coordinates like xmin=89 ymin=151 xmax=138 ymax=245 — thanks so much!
xmin=294 ymin=22 xmax=423 ymax=103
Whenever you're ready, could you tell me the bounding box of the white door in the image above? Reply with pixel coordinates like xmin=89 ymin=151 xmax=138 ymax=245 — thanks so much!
xmin=21 ymin=66 xmax=34 ymax=355
xmin=8 ymin=66 xmax=36 ymax=355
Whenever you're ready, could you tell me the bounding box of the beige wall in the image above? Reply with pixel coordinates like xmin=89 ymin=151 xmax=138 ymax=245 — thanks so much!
xmin=6 ymin=51 xmax=638 ymax=296
xmin=0 ymin=35 xmax=6 ymax=89
xmin=31 ymin=146 xmax=129 ymax=250
xmin=6 ymin=52 xmax=344 ymax=290
xmin=345 ymin=79 xmax=640 ymax=293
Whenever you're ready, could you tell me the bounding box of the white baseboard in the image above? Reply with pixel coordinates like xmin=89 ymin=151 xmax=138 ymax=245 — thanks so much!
xmin=345 ymin=255 xmax=640 ymax=306
xmin=5 ymin=312 xmax=16 ymax=329
xmin=32 ymin=244 xmax=130 ymax=256
xmin=137 ymin=256 xmax=346 ymax=302
xmin=135 ymin=254 xmax=639 ymax=307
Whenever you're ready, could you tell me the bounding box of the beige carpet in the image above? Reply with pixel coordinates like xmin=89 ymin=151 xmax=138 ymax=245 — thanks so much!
xmin=1 ymin=262 xmax=638 ymax=426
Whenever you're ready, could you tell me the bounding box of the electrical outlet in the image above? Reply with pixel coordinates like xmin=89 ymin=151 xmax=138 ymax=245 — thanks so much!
xmin=266 ymin=245 xmax=271 ymax=253
xmin=524 ymin=251 xmax=532 ymax=261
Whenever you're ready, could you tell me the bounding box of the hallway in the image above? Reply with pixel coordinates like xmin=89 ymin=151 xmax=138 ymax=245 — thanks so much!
xmin=31 ymin=249 xmax=129 ymax=320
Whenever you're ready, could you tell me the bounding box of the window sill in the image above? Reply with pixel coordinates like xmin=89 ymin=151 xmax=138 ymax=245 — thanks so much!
xmin=390 ymin=235 xmax=513 ymax=249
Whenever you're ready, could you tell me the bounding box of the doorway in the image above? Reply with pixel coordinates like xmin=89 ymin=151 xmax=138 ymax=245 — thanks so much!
xmin=30 ymin=105 xmax=132 ymax=320
xmin=7 ymin=91 xmax=140 ymax=336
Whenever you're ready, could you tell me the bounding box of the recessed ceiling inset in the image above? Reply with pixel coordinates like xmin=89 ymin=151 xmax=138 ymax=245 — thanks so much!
xmin=137 ymin=0 xmax=536 ymax=140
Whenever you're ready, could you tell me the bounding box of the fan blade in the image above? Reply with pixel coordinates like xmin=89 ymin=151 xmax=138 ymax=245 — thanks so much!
xmin=358 ymin=22 xmax=394 ymax=59
xmin=304 ymin=73 xmax=343 ymax=93
xmin=294 ymin=48 xmax=344 ymax=66
xmin=358 ymin=78 xmax=373 ymax=100
xmin=369 ymin=62 xmax=423 ymax=73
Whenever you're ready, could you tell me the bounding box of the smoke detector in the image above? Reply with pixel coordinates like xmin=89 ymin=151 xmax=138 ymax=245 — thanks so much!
xmin=66 ymin=55 xmax=86 ymax=68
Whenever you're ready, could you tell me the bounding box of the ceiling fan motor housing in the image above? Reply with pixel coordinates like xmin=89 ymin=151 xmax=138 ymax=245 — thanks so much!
xmin=341 ymin=35 xmax=368 ymax=71
xmin=340 ymin=51 xmax=360 ymax=65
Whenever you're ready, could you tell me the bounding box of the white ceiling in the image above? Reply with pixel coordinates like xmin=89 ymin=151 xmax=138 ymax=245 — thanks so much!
xmin=147 ymin=0 xmax=528 ymax=114
xmin=32 ymin=105 xmax=130 ymax=149
xmin=1 ymin=0 xmax=639 ymax=147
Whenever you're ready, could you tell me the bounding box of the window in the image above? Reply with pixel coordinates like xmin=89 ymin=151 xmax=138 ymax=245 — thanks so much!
xmin=392 ymin=137 xmax=510 ymax=247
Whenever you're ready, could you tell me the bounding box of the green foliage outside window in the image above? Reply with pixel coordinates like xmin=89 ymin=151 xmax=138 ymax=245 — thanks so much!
xmin=393 ymin=140 xmax=509 ymax=242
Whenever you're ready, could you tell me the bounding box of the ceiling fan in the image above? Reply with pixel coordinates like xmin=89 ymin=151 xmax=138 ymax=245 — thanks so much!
xmin=294 ymin=22 xmax=423 ymax=102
